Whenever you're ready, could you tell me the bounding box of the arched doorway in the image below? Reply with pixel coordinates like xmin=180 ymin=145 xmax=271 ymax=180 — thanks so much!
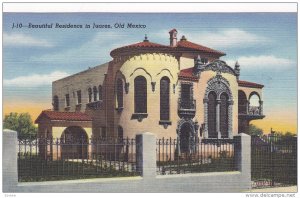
xmin=179 ymin=122 xmax=194 ymax=154
xmin=238 ymin=90 xmax=247 ymax=114
xmin=61 ymin=126 xmax=88 ymax=159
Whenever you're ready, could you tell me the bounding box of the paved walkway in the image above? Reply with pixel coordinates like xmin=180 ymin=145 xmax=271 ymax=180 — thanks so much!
xmin=246 ymin=186 xmax=297 ymax=193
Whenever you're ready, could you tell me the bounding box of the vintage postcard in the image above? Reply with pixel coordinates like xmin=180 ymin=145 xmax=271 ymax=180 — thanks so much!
xmin=2 ymin=2 xmax=298 ymax=195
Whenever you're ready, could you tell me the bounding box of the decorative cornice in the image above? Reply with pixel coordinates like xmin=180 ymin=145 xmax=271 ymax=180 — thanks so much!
xmin=203 ymin=60 xmax=237 ymax=76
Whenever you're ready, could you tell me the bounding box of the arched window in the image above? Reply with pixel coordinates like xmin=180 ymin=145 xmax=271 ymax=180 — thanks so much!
xmin=208 ymin=92 xmax=217 ymax=138
xmin=160 ymin=76 xmax=170 ymax=120
xmin=220 ymin=93 xmax=229 ymax=138
xmin=88 ymin=88 xmax=92 ymax=103
xmin=98 ymin=85 xmax=103 ymax=100
xmin=53 ymin=95 xmax=59 ymax=111
xmin=93 ymin=86 xmax=98 ymax=101
xmin=116 ymin=79 xmax=123 ymax=108
xmin=134 ymin=76 xmax=147 ymax=113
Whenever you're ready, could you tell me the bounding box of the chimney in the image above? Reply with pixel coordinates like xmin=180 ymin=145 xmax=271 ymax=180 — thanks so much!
xmin=169 ymin=29 xmax=178 ymax=47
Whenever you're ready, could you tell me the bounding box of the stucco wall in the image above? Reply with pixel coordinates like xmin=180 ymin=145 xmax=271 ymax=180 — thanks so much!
xmin=117 ymin=53 xmax=180 ymax=139
xmin=52 ymin=63 xmax=108 ymax=112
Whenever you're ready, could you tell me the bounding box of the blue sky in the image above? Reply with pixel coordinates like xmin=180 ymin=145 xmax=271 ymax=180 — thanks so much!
xmin=3 ymin=13 xmax=297 ymax=132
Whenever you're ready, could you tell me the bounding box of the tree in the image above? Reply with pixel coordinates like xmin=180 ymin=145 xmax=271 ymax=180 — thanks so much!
xmin=248 ymin=124 xmax=263 ymax=136
xmin=3 ymin=112 xmax=37 ymax=139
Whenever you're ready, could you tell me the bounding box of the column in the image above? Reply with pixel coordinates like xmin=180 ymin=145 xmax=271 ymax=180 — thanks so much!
xmin=234 ymin=133 xmax=251 ymax=189
xmin=216 ymin=99 xmax=221 ymax=139
xmin=136 ymin=132 xmax=156 ymax=179
xmin=259 ymin=100 xmax=263 ymax=115
xmin=203 ymin=99 xmax=208 ymax=138
xmin=246 ymin=100 xmax=249 ymax=114
xmin=228 ymin=100 xmax=234 ymax=139
xmin=3 ymin=129 xmax=18 ymax=192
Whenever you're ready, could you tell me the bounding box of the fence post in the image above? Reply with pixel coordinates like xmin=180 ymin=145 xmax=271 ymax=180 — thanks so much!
xmin=3 ymin=129 xmax=18 ymax=192
xmin=136 ymin=132 xmax=156 ymax=179
xmin=234 ymin=133 xmax=251 ymax=188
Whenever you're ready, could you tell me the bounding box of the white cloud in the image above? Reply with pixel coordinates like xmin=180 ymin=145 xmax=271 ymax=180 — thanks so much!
xmin=3 ymin=32 xmax=54 ymax=47
xmin=225 ymin=55 xmax=295 ymax=69
xmin=182 ymin=29 xmax=269 ymax=49
xmin=30 ymin=31 xmax=133 ymax=64
xmin=4 ymin=71 xmax=69 ymax=87
xmin=154 ymin=28 xmax=269 ymax=49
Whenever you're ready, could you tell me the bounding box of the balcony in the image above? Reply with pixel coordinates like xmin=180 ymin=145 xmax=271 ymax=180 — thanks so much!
xmin=178 ymin=99 xmax=196 ymax=118
xmin=238 ymin=104 xmax=265 ymax=120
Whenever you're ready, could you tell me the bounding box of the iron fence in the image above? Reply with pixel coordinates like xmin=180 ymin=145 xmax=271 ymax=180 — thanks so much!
xmin=156 ymin=137 xmax=236 ymax=175
xmin=251 ymin=135 xmax=297 ymax=188
xmin=18 ymin=137 xmax=139 ymax=182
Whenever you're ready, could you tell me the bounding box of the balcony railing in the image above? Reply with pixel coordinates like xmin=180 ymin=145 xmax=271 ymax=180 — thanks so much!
xmin=178 ymin=99 xmax=196 ymax=118
xmin=238 ymin=103 xmax=264 ymax=120
xmin=249 ymin=106 xmax=261 ymax=116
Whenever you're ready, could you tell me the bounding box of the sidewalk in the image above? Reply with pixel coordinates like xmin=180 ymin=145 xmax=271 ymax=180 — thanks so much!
xmin=246 ymin=186 xmax=297 ymax=193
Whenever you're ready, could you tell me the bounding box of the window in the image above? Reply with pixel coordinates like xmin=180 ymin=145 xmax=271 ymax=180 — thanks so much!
xmin=77 ymin=90 xmax=82 ymax=104
xmin=160 ymin=76 xmax=170 ymax=120
xmin=208 ymin=92 xmax=217 ymax=138
xmin=98 ymin=85 xmax=103 ymax=100
xmin=93 ymin=86 xmax=98 ymax=101
xmin=116 ymin=79 xmax=123 ymax=108
xmin=181 ymin=83 xmax=193 ymax=109
xmin=220 ymin=93 xmax=229 ymax=138
xmin=88 ymin=88 xmax=92 ymax=103
xmin=53 ymin=95 xmax=59 ymax=111
xmin=134 ymin=76 xmax=147 ymax=113
xmin=65 ymin=94 xmax=70 ymax=107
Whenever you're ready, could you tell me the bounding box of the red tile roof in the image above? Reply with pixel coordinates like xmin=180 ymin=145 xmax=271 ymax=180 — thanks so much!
xmin=238 ymin=80 xmax=264 ymax=88
xmin=110 ymin=41 xmax=171 ymax=57
xmin=176 ymin=40 xmax=225 ymax=56
xmin=35 ymin=110 xmax=92 ymax=123
xmin=178 ymin=67 xmax=199 ymax=81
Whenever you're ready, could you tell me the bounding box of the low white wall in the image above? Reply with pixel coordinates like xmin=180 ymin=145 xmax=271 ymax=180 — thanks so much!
xmin=3 ymin=130 xmax=251 ymax=193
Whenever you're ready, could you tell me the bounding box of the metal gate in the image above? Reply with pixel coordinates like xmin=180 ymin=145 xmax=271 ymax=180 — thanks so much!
xmin=251 ymin=135 xmax=297 ymax=188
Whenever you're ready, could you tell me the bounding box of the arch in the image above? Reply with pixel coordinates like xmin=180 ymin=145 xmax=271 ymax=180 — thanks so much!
xmin=134 ymin=76 xmax=147 ymax=113
xmin=249 ymin=91 xmax=261 ymax=102
xmin=98 ymin=85 xmax=103 ymax=100
xmin=238 ymin=90 xmax=248 ymax=114
xmin=88 ymin=87 xmax=92 ymax=103
xmin=156 ymin=69 xmax=174 ymax=79
xmin=61 ymin=126 xmax=88 ymax=159
xmin=116 ymin=78 xmax=124 ymax=108
xmin=220 ymin=92 xmax=229 ymax=138
xmin=204 ymin=76 xmax=232 ymax=100
xmin=93 ymin=86 xmax=98 ymax=101
xmin=129 ymin=67 xmax=153 ymax=82
xmin=203 ymin=75 xmax=233 ymax=139
xmin=177 ymin=119 xmax=196 ymax=155
xmin=53 ymin=95 xmax=59 ymax=111
xmin=208 ymin=92 xmax=217 ymax=138
xmin=160 ymin=76 xmax=170 ymax=120
xmin=178 ymin=121 xmax=195 ymax=154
